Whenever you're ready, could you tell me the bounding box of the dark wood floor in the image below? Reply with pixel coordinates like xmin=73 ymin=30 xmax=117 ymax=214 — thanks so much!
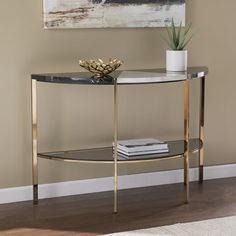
xmin=1 ymin=177 xmax=236 ymax=235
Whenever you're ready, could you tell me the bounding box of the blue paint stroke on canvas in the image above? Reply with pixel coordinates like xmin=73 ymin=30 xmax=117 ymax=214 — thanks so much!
xmin=43 ymin=0 xmax=185 ymax=28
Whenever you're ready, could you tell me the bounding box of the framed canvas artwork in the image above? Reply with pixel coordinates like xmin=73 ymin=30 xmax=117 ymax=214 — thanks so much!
xmin=43 ymin=0 xmax=185 ymax=29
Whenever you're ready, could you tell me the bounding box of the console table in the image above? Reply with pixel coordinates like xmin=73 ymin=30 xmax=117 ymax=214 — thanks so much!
xmin=31 ymin=67 xmax=208 ymax=213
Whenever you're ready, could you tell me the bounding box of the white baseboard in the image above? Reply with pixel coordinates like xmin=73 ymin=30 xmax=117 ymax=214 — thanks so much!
xmin=1 ymin=163 xmax=236 ymax=204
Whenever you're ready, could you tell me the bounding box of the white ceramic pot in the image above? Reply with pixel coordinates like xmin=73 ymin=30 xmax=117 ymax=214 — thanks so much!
xmin=166 ymin=50 xmax=188 ymax=72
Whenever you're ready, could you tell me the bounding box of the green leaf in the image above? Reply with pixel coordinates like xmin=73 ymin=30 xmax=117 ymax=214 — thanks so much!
xmin=177 ymin=33 xmax=185 ymax=50
xmin=171 ymin=18 xmax=177 ymax=48
xmin=181 ymin=33 xmax=194 ymax=49
xmin=166 ymin=26 xmax=176 ymax=49
xmin=184 ymin=22 xmax=192 ymax=36
xmin=176 ymin=21 xmax=182 ymax=48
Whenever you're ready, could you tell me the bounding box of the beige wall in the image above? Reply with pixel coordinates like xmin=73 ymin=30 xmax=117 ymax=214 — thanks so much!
xmin=1 ymin=0 xmax=236 ymax=188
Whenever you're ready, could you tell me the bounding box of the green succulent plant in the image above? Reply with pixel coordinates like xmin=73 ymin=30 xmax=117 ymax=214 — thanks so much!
xmin=163 ymin=18 xmax=193 ymax=50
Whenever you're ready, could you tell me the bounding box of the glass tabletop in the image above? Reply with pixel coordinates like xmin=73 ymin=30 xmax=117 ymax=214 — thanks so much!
xmin=32 ymin=67 xmax=208 ymax=85
xmin=38 ymin=138 xmax=202 ymax=163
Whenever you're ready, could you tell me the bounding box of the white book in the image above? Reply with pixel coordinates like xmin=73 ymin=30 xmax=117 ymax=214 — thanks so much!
xmin=118 ymin=151 xmax=170 ymax=160
xmin=117 ymin=138 xmax=168 ymax=152
xmin=118 ymin=143 xmax=168 ymax=152
xmin=118 ymin=148 xmax=169 ymax=157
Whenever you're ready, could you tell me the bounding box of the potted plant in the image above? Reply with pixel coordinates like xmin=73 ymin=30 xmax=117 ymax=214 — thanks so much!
xmin=163 ymin=19 xmax=193 ymax=72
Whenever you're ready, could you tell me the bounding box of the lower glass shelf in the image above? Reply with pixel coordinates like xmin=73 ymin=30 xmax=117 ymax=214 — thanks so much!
xmin=38 ymin=138 xmax=202 ymax=163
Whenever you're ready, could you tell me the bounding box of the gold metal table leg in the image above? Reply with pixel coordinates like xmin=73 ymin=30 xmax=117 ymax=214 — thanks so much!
xmin=199 ymin=76 xmax=205 ymax=183
xmin=184 ymin=80 xmax=190 ymax=203
xmin=31 ymin=79 xmax=38 ymax=204
xmin=113 ymin=79 xmax=118 ymax=213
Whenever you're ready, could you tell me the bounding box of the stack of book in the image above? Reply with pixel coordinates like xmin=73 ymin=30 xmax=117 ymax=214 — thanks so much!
xmin=115 ymin=138 xmax=169 ymax=158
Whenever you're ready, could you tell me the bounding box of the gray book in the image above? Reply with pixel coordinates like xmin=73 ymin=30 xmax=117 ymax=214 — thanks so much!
xmin=117 ymin=138 xmax=168 ymax=153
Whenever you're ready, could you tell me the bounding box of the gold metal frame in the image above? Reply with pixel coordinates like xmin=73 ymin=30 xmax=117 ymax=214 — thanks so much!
xmin=199 ymin=77 xmax=205 ymax=183
xmin=31 ymin=79 xmax=38 ymax=204
xmin=113 ymin=78 xmax=118 ymax=213
xmin=184 ymin=80 xmax=190 ymax=203
xmin=31 ymin=75 xmax=206 ymax=211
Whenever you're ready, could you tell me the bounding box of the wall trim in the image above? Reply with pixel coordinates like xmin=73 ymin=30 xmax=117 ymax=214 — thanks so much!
xmin=1 ymin=163 xmax=236 ymax=204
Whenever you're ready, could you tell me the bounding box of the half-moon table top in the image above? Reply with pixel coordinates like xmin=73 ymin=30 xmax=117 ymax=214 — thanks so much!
xmin=31 ymin=67 xmax=208 ymax=85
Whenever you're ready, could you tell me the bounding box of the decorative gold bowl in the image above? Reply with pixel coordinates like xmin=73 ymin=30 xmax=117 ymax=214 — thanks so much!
xmin=79 ymin=58 xmax=123 ymax=77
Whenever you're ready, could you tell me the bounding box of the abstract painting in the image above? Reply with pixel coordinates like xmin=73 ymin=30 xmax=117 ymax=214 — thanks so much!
xmin=43 ymin=0 xmax=185 ymax=29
